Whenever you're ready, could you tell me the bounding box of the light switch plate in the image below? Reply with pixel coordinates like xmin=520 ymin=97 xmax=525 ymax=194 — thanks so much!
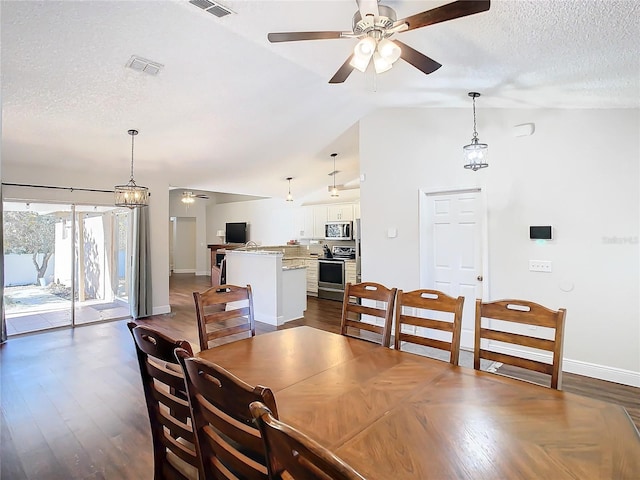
xmin=529 ymin=260 xmax=552 ymax=272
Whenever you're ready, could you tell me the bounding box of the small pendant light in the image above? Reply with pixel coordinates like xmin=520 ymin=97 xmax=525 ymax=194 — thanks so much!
xmin=330 ymin=153 xmax=339 ymax=198
xmin=463 ymin=92 xmax=489 ymax=171
xmin=286 ymin=177 xmax=294 ymax=202
xmin=114 ymin=129 xmax=149 ymax=207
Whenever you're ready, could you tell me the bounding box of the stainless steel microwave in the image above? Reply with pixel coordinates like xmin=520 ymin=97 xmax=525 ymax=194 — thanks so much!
xmin=325 ymin=221 xmax=352 ymax=240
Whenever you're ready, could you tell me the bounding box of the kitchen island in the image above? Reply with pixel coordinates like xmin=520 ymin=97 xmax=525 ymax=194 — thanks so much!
xmin=225 ymin=249 xmax=307 ymax=326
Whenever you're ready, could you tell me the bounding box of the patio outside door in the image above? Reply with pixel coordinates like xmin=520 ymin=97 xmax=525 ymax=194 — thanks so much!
xmin=3 ymin=202 xmax=132 ymax=335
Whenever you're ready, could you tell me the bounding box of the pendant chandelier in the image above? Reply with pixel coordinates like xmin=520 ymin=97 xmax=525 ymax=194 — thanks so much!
xmin=330 ymin=153 xmax=339 ymax=198
xmin=285 ymin=177 xmax=294 ymax=202
xmin=463 ymin=92 xmax=489 ymax=171
xmin=115 ymin=129 xmax=149 ymax=207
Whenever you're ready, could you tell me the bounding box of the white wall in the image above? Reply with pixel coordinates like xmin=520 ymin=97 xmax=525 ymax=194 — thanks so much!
xmin=207 ymin=198 xmax=301 ymax=246
xmin=360 ymin=107 xmax=639 ymax=385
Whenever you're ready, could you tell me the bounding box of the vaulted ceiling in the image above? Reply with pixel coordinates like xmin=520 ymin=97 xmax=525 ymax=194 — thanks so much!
xmin=2 ymin=1 xmax=639 ymax=201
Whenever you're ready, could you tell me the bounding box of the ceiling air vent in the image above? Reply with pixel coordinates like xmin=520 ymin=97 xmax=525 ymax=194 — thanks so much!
xmin=126 ymin=56 xmax=164 ymax=76
xmin=189 ymin=0 xmax=234 ymax=18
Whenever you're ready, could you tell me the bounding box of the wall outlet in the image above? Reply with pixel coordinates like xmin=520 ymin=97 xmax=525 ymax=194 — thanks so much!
xmin=529 ymin=260 xmax=552 ymax=273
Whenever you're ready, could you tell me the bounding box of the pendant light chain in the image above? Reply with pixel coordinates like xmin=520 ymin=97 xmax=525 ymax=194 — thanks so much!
xmin=471 ymin=95 xmax=479 ymax=141
xmin=130 ymin=131 xmax=135 ymax=181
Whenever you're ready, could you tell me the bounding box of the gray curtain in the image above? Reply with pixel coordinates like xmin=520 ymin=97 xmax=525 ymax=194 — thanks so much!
xmin=131 ymin=206 xmax=152 ymax=319
xmin=1 ymin=183 xmax=6 ymax=343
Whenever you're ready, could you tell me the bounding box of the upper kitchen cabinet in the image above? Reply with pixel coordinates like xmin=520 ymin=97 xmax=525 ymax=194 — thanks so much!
xmin=298 ymin=205 xmax=328 ymax=239
xmin=327 ymin=204 xmax=354 ymax=222
xmin=353 ymin=203 xmax=360 ymax=219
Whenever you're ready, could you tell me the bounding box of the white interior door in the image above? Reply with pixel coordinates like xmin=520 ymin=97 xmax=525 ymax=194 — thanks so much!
xmin=420 ymin=189 xmax=486 ymax=350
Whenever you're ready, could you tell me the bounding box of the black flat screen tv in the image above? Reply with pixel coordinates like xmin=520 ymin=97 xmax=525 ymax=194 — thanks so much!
xmin=226 ymin=222 xmax=247 ymax=244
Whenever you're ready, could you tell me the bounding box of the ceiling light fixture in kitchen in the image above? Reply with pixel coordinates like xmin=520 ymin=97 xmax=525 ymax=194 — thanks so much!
xmin=463 ymin=92 xmax=489 ymax=171
xmin=286 ymin=177 xmax=294 ymax=202
xmin=114 ymin=129 xmax=149 ymax=208
xmin=330 ymin=153 xmax=339 ymax=198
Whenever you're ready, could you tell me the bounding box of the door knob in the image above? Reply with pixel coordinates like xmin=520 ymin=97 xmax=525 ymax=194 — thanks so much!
xmin=477 ymin=275 xmax=483 ymax=281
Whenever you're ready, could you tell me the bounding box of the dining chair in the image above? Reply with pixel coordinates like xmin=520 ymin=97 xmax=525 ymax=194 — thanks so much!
xmin=250 ymin=401 xmax=366 ymax=480
xmin=340 ymin=282 xmax=397 ymax=347
xmin=127 ymin=322 xmax=199 ymax=480
xmin=193 ymin=284 xmax=255 ymax=351
xmin=474 ymin=299 xmax=567 ymax=389
xmin=175 ymin=350 xmax=278 ymax=480
xmin=394 ymin=289 xmax=464 ymax=365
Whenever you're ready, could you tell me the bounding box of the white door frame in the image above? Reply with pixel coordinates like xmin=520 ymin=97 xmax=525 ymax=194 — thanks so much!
xmin=418 ymin=187 xmax=490 ymax=341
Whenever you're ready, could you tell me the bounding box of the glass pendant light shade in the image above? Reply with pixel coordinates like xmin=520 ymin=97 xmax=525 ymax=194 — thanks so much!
xmin=463 ymin=92 xmax=489 ymax=171
xmin=373 ymin=52 xmax=393 ymax=74
xmin=115 ymin=129 xmax=149 ymax=208
xmin=463 ymin=138 xmax=489 ymax=171
xmin=377 ymin=38 xmax=401 ymax=63
xmin=350 ymin=37 xmax=376 ymax=72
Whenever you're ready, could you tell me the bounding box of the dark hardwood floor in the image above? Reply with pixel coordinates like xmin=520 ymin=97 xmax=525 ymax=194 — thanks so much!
xmin=1 ymin=273 xmax=638 ymax=479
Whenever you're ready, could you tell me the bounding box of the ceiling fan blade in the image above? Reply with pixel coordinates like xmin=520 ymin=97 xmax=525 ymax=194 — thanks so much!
xmin=356 ymin=0 xmax=379 ymax=19
xmin=395 ymin=40 xmax=442 ymax=75
xmin=268 ymin=31 xmax=345 ymax=43
xmin=396 ymin=0 xmax=490 ymax=32
xmin=329 ymin=55 xmax=356 ymax=84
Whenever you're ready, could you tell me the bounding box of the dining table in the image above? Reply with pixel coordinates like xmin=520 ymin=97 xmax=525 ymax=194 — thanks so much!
xmin=197 ymin=326 xmax=640 ymax=479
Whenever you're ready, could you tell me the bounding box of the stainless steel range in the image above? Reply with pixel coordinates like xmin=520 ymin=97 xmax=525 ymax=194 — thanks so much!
xmin=318 ymin=246 xmax=356 ymax=301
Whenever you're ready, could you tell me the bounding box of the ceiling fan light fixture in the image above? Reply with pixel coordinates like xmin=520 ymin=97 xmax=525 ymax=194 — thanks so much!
xmin=350 ymin=54 xmax=370 ymax=72
xmin=355 ymin=36 xmax=376 ymax=56
xmin=373 ymin=52 xmax=392 ymax=74
xmin=114 ymin=129 xmax=149 ymax=208
xmin=182 ymin=191 xmax=196 ymax=204
xmin=377 ymin=38 xmax=401 ymax=63
xmin=463 ymin=92 xmax=489 ymax=171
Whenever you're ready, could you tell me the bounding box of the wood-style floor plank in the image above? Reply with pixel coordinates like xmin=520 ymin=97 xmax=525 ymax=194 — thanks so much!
xmin=1 ymin=273 xmax=638 ymax=479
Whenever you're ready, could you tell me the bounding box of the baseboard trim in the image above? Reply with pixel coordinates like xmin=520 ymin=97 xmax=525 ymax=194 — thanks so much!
xmin=152 ymin=305 xmax=171 ymax=315
xmin=195 ymin=270 xmax=209 ymax=276
xmin=173 ymin=269 xmax=195 ymax=274
xmin=487 ymin=343 xmax=640 ymax=387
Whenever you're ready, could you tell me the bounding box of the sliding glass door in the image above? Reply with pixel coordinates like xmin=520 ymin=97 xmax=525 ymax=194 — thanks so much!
xmin=2 ymin=202 xmax=132 ymax=335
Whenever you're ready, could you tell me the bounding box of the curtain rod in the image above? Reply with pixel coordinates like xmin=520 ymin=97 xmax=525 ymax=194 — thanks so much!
xmin=2 ymin=182 xmax=114 ymax=194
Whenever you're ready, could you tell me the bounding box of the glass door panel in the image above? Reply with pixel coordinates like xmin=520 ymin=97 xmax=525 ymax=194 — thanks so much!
xmin=74 ymin=206 xmax=131 ymax=325
xmin=3 ymin=202 xmax=73 ymax=335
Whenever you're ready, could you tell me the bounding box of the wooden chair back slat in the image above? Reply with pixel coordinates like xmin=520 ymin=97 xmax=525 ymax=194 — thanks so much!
xmin=128 ymin=322 xmax=199 ymax=480
xmin=340 ymin=282 xmax=397 ymax=347
xmin=474 ymin=299 xmax=566 ymax=389
xmin=176 ymin=351 xmax=278 ymax=480
xmin=194 ymin=284 xmax=256 ymax=351
xmin=394 ymin=289 xmax=464 ymax=365
xmin=250 ymin=402 xmax=366 ymax=480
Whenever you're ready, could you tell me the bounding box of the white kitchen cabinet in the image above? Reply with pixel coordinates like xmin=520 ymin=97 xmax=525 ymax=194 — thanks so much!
xmin=353 ymin=203 xmax=361 ymax=219
xmin=312 ymin=205 xmax=327 ymax=238
xmin=345 ymin=261 xmax=357 ymax=286
xmin=305 ymin=258 xmax=318 ymax=295
xmin=327 ymin=204 xmax=354 ymax=222
xmin=298 ymin=206 xmax=327 ymax=239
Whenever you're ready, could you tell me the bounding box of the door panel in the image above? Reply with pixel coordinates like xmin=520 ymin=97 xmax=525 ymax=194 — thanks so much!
xmin=422 ymin=190 xmax=485 ymax=350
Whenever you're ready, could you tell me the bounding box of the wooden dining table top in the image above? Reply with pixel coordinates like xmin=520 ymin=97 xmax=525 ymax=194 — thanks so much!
xmin=197 ymin=326 xmax=640 ymax=479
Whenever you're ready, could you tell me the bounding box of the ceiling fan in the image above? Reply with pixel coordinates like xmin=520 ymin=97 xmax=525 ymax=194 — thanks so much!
xmin=267 ymin=0 xmax=490 ymax=83
xmin=182 ymin=191 xmax=209 ymax=204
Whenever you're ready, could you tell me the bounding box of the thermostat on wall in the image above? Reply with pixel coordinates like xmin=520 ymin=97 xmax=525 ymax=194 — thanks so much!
xmin=530 ymin=226 xmax=552 ymax=240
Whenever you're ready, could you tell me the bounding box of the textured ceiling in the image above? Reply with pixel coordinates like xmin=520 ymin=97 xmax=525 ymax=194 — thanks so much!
xmin=2 ymin=0 xmax=639 ymax=200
